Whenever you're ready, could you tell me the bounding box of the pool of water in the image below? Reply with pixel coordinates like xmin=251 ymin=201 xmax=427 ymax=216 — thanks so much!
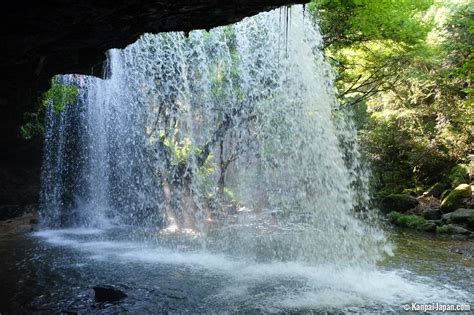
xmin=0 ymin=227 xmax=472 ymax=313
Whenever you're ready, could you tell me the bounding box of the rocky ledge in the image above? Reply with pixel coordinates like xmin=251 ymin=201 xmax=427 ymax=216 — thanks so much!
xmin=0 ymin=0 xmax=308 ymax=155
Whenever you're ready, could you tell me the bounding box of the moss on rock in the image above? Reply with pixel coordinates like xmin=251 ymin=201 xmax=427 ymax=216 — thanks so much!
xmin=440 ymin=184 xmax=471 ymax=213
xmin=388 ymin=211 xmax=425 ymax=228
xmin=417 ymin=221 xmax=437 ymax=232
xmin=436 ymin=224 xmax=471 ymax=235
xmin=446 ymin=208 xmax=474 ymax=230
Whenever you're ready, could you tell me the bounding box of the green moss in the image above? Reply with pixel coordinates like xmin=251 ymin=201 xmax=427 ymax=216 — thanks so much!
xmin=440 ymin=184 xmax=472 ymax=212
xmin=436 ymin=224 xmax=452 ymax=234
xmin=448 ymin=208 xmax=474 ymax=230
xmin=436 ymin=224 xmax=471 ymax=235
xmin=417 ymin=222 xmax=437 ymax=232
xmin=388 ymin=211 xmax=425 ymax=228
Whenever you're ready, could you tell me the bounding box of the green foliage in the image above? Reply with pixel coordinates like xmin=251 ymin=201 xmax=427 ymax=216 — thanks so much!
xmin=446 ymin=164 xmax=470 ymax=188
xmin=311 ymin=0 xmax=432 ymax=49
xmin=312 ymin=0 xmax=473 ymax=198
xmin=42 ymin=78 xmax=79 ymax=112
xmin=20 ymin=112 xmax=44 ymax=140
xmin=21 ymin=77 xmax=79 ymax=140
xmin=388 ymin=211 xmax=425 ymax=228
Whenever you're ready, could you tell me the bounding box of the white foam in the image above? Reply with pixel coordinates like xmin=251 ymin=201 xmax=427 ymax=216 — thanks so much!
xmin=33 ymin=228 xmax=471 ymax=311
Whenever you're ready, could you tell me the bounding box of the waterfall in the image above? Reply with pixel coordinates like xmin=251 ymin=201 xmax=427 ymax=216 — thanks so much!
xmin=40 ymin=6 xmax=389 ymax=267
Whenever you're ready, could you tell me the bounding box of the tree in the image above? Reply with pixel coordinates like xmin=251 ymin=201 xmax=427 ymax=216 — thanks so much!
xmin=311 ymin=0 xmax=473 ymax=198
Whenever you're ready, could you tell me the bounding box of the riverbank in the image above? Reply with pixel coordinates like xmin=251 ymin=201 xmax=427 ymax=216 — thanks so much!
xmin=381 ymin=182 xmax=474 ymax=239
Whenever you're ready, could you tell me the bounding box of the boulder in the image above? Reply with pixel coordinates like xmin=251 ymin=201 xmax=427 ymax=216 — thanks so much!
xmin=447 ymin=208 xmax=474 ymax=229
xmin=417 ymin=221 xmax=437 ymax=232
xmin=93 ymin=286 xmax=127 ymax=302
xmin=380 ymin=194 xmax=420 ymax=214
xmin=436 ymin=224 xmax=472 ymax=235
xmin=440 ymin=184 xmax=471 ymax=213
xmin=422 ymin=208 xmax=442 ymax=220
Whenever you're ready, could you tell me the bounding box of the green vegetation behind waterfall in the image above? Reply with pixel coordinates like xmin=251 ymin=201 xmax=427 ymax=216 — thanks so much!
xmin=311 ymin=0 xmax=473 ymax=199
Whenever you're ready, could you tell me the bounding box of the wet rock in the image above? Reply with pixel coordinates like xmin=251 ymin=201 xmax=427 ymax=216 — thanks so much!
xmin=422 ymin=208 xmax=442 ymax=220
xmin=93 ymin=286 xmax=127 ymax=302
xmin=436 ymin=224 xmax=472 ymax=235
xmin=417 ymin=221 xmax=437 ymax=232
xmin=440 ymin=184 xmax=471 ymax=213
xmin=446 ymin=208 xmax=474 ymax=229
xmin=380 ymin=194 xmax=420 ymax=213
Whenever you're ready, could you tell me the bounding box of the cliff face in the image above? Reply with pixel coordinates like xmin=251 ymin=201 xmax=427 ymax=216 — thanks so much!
xmin=0 ymin=0 xmax=307 ymax=218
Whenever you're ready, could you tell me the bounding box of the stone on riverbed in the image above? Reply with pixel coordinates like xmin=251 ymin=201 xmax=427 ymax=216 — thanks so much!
xmin=93 ymin=285 xmax=127 ymax=302
xmin=436 ymin=224 xmax=472 ymax=235
xmin=443 ymin=208 xmax=474 ymax=229
xmin=417 ymin=221 xmax=437 ymax=232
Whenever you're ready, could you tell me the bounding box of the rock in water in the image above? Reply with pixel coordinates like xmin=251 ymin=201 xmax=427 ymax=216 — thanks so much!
xmin=93 ymin=286 xmax=127 ymax=302
xmin=445 ymin=208 xmax=474 ymax=229
xmin=417 ymin=221 xmax=437 ymax=232
xmin=380 ymin=194 xmax=419 ymax=213
xmin=436 ymin=224 xmax=472 ymax=235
